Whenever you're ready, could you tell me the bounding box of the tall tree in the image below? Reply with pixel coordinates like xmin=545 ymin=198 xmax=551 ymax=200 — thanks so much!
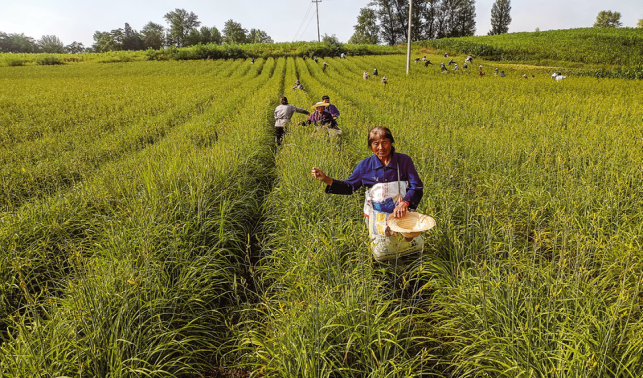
xmin=65 ymin=42 xmax=85 ymax=54
xmin=210 ymin=26 xmax=223 ymax=45
xmin=247 ymin=29 xmax=273 ymax=43
xmin=141 ymin=22 xmax=165 ymax=49
xmin=638 ymin=19 xmax=643 ymax=28
xmin=163 ymin=8 xmax=201 ymax=46
xmin=0 ymin=32 xmax=39 ymax=53
xmin=593 ymin=10 xmax=622 ymax=27
xmin=123 ymin=23 xmax=144 ymax=50
xmin=435 ymin=0 xmax=476 ymax=38
xmin=488 ymin=0 xmax=511 ymax=35
xmin=223 ymin=20 xmax=247 ymax=44
xmin=369 ymin=0 xmax=404 ymax=45
xmin=38 ymin=35 xmax=65 ymax=53
xmin=349 ymin=7 xmax=380 ymax=44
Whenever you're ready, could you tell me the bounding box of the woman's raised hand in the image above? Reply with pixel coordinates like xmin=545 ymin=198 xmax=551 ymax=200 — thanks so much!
xmin=311 ymin=166 xmax=332 ymax=185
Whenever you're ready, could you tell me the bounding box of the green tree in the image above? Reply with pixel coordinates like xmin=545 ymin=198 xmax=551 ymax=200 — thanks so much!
xmin=247 ymin=29 xmax=273 ymax=43
xmin=184 ymin=28 xmax=202 ymax=46
xmin=163 ymin=8 xmax=201 ymax=46
xmin=38 ymin=35 xmax=65 ymax=53
xmin=123 ymin=23 xmax=144 ymax=50
xmin=141 ymin=22 xmax=165 ymax=50
xmin=65 ymin=42 xmax=85 ymax=54
xmin=637 ymin=19 xmax=643 ymax=28
xmin=0 ymin=32 xmax=39 ymax=53
xmin=488 ymin=0 xmax=511 ymax=35
xmin=349 ymin=7 xmax=380 ymax=44
xmin=223 ymin=19 xmax=247 ymax=44
xmin=210 ymin=26 xmax=223 ymax=45
xmin=593 ymin=10 xmax=622 ymax=27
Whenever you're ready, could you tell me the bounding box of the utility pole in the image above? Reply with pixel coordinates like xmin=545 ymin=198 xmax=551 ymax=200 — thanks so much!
xmin=406 ymin=0 xmax=413 ymax=74
xmin=313 ymin=0 xmax=322 ymax=42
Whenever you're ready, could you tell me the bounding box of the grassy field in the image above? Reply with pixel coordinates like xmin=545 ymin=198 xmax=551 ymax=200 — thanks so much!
xmin=1 ymin=51 xmax=642 ymax=377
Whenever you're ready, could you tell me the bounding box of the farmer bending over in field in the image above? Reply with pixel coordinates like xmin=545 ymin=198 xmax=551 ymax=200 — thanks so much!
xmin=363 ymin=71 xmax=370 ymax=79
xmin=424 ymin=60 xmax=432 ymax=67
xmin=274 ymin=97 xmax=309 ymax=145
xmin=292 ymin=80 xmax=305 ymax=90
xmin=321 ymin=95 xmax=340 ymax=119
xmin=311 ymin=126 xmax=425 ymax=261
xmin=381 ymin=76 xmax=388 ymax=85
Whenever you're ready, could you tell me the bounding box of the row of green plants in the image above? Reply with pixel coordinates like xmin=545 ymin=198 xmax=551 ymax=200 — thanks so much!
xmin=294 ymin=54 xmax=643 ymax=376
xmin=2 ymin=53 xmax=642 ymax=376
xmin=0 ymin=42 xmax=402 ymax=67
xmin=0 ymin=58 xmax=284 ymax=376
xmin=0 ymin=58 xmax=254 ymax=212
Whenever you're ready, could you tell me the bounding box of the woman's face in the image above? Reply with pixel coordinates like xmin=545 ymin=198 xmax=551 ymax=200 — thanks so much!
xmin=371 ymin=134 xmax=392 ymax=160
xmin=316 ymin=106 xmax=325 ymax=112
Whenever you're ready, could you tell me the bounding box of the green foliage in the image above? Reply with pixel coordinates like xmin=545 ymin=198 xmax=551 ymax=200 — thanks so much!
xmin=638 ymin=19 xmax=643 ymax=28
xmin=163 ymin=8 xmax=201 ymax=47
xmin=37 ymin=35 xmax=65 ymax=53
xmin=349 ymin=7 xmax=380 ymax=45
xmin=417 ymin=27 xmax=643 ymax=67
xmin=35 ymin=54 xmax=63 ymax=65
xmin=3 ymin=56 xmax=25 ymax=66
xmin=594 ymin=10 xmax=623 ymax=28
xmin=223 ymin=19 xmax=248 ymax=44
xmin=488 ymin=0 xmax=512 ymax=35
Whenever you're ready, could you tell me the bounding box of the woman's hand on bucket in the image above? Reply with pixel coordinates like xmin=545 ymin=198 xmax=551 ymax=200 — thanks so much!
xmin=392 ymin=200 xmax=409 ymax=218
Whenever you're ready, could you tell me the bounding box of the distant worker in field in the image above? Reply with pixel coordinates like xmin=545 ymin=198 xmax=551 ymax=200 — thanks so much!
xmin=454 ymin=63 xmax=459 ymax=72
xmin=478 ymin=64 xmax=483 ymax=71
xmin=440 ymin=62 xmax=447 ymax=73
xmin=551 ymin=72 xmax=558 ymax=79
xmin=443 ymin=52 xmax=448 ymax=57
xmin=207 ymin=55 xmax=211 ymax=61
xmin=500 ymin=71 xmax=506 ymax=77
xmin=522 ymin=74 xmax=528 ymax=79
xmin=381 ymin=76 xmax=388 ymax=85
xmin=466 ymin=55 xmax=473 ymax=63
xmin=274 ymin=96 xmax=309 ymax=145
xmin=363 ymin=71 xmax=370 ymax=79
xmin=293 ymin=80 xmax=305 ymax=90
xmin=556 ymin=73 xmax=567 ymax=81
xmin=373 ymin=67 xmax=378 ymax=76
xmin=251 ymin=57 xmax=255 ymax=64
xmin=478 ymin=70 xmax=485 ymax=77
xmin=448 ymin=58 xmax=454 ymax=65
xmin=322 ymin=61 xmax=329 ymax=72
xmin=340 ymin=52 xmax=346 ymax=59
xmin=494 ymin=67 xmax=499 ymax=76
xmin=414 ymin=57 xmax=420 ymax=63
xmin=422 ymin=56 xmax=427 ymax=61
xmin=424 ymin=59 xmax=432 ymax=67
xmin=321 ymin=95 xmax=340 ymax=119
xmin=311 ymin=126 xmax=427 ymax=261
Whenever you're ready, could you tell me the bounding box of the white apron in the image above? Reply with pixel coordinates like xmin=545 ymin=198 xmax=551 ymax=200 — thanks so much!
xmin=364 ymin=163 xmax=424 ymax=261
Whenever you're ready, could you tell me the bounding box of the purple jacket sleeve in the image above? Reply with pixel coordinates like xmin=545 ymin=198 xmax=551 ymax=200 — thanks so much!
xmin=325 ymin=161 xmax=364 ymax=195
xmin=401 ymin=156 xmax=423 ymax=209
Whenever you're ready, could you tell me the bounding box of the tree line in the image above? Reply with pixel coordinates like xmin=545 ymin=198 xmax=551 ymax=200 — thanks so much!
xmin=0 ymin=8 xmax=273 ymax=54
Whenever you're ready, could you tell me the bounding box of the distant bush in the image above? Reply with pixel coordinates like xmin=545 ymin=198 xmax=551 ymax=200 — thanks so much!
xmin=35 ymin=54 xmax=63 ymax=65
xmin=3 ymin=56 xmax=25 ymax=66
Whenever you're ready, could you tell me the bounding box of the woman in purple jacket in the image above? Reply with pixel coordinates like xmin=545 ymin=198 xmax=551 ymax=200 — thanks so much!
xmin=311 ymin=126 xmax=424 ymax=261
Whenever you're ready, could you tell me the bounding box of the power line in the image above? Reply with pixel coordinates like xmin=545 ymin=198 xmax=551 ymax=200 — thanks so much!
xmin=300 ymin=10 xmax=317 ymax=41
xmin=292 ymin=2 xmax=314 ymax=42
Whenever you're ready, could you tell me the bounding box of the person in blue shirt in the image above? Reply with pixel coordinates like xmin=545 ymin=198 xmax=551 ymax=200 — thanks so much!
xmin=311 ymin=126 xmax=424 ymax=261
xmin=321 ymin=95 xmax=340 ymax=119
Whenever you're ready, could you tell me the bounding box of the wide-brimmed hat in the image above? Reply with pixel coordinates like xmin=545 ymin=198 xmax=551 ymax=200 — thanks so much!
xmin=388 ymin=212 xmax=436 ymax=238
xmin=311 ymin=101 xmax=330 ymax=109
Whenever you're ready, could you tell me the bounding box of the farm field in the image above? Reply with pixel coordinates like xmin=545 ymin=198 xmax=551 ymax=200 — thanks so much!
xmin=1 ymin=53 xmax=642 ymax=377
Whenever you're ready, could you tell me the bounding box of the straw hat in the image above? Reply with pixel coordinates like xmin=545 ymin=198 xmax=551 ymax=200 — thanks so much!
xmin=311 ymin=101 xmax=330 ymax=110
xmin=388 ymin=212 xmax=436 ymax=238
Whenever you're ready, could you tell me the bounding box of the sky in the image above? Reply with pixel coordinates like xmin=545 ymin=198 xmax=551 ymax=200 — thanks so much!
xmin=1 ymin=0 xmax=642 ymax=48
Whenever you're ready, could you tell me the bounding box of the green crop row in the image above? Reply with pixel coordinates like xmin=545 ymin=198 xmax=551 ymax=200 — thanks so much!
xmin=0 ymin=58 xmax=284 ymax=376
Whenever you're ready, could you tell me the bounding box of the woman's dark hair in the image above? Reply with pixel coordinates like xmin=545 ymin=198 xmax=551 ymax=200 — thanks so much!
xmin=368 ymin=126 xmax=395 ymax=153
xmin=280 ymin=97 xmax=288 ymax=105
